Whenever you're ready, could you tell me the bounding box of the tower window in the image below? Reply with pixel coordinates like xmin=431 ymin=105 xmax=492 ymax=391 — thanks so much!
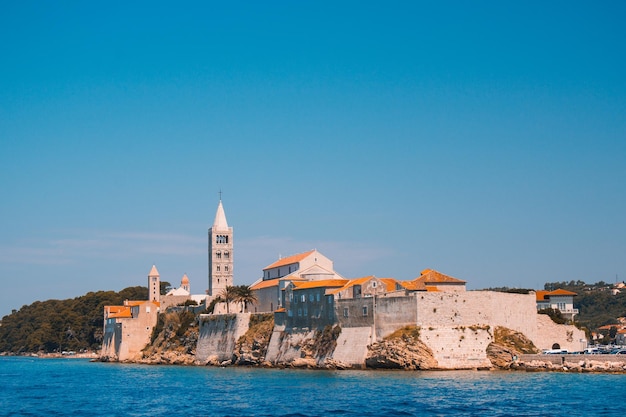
xmin=224 ymin=251 xmax=229 ymax=259
xmin=225 ymin=265 xmax=229 ymax=272
xmin=216 ymin=251 xmax=221 ymax=259
xmin=217 ymin=266 xmax=220 ymax=272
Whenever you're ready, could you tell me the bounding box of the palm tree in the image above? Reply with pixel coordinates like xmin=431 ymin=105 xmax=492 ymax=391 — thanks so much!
xmin=220 ymin=286 xmax=237 ymax=314
xmin=234 ymin=285 xmax=257 ymax=313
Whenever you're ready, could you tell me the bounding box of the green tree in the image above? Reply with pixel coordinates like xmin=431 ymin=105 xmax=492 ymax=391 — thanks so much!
xmin=219 ymin=286 xmax=238 ymax=314
xmin=233 ymin=285 xmax=257 ymax=313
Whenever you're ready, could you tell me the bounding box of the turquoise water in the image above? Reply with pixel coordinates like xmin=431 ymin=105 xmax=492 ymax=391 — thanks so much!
xmin=1 ymin=357 xmax=625 ymax=416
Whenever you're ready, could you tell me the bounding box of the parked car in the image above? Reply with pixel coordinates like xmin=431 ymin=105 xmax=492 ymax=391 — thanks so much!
xmin=543 ymin=349 xmax=569 ymax=354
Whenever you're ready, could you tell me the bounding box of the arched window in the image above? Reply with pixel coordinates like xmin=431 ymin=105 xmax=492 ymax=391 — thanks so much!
xmin=225 ymin=265 xmax=229 ymax=272
xmin=224 ymin=251 xmax=229 ymax=259
xmin=216 ymin=251 xmax=221 ymax=259
xmin=217 ymin=265 xmax=220 ymax=272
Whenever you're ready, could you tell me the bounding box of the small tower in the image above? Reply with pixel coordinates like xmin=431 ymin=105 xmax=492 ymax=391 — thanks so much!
xmin=181 ymin=274 xmax=190 ymax=293
xmin=208 ymin=198 xmax=233 ymax=296
xmin=148 ymin=265 xmax=160 ymax=303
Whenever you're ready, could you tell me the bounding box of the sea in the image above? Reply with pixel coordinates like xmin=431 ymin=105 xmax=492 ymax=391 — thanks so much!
xmin=1 ymin=357 xmax=625 ymax=417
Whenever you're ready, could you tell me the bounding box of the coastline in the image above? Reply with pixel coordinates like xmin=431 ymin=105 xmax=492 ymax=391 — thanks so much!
xmin=4 ymin=351 xmax=626 ymax=373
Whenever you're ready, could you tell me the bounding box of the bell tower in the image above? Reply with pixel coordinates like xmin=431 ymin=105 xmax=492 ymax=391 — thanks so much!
xmin=148 ymin=265 xmax=160 ymax=303
xmin=208 ymin=197 xmax=233 ymax=296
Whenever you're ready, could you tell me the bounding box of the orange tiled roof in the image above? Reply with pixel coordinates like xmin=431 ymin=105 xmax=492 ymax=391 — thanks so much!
xmin=263 ymin=250 xmax=316 ymax=270
xmin=399 ymin=280 xmax=427 ymax=291
xmin=250 ymin=278 xmax=280 ymax=290
xmin=547 ymin=289 xmax=577 ymax=296
xmin=106 ymin=306 xmax=132 ymax=318
xmin=327 ymin=276 xmax=374 ymax=295
xmin=536 ymin=289 xmax=577 ymax=301
xmin=413 ymin=269 xmax=466 ymax=285
xmin=379 ymin=278 xmax=399 ymax=292
xmin=292 ymin=279 xmax=349 ymax=290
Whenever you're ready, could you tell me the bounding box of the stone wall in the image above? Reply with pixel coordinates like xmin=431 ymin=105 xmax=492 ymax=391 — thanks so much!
xmin=192 ymin=290 xmax=585 ymax=370
xmin=196 ymin=313 xmax=250 ymax=363
xmin=419 ymin=326 xmax=493 ymax=369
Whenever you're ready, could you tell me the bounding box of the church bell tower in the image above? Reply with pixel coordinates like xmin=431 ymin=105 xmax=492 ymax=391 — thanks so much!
xmin=148 ymin=264 xmax=160 ymax=303
xmin=208 ymin=197 xmax=233 ymax=296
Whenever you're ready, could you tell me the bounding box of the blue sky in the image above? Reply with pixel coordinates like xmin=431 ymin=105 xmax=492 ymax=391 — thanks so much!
xmin=1 ymin=1 xmax=625 ymax=317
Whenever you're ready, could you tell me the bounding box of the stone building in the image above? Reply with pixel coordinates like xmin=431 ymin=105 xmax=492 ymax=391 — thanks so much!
xmin=250 ymin=249 xmax=344 ymax=313
xmin=535 ymin=288 xmax=578 ymax=321
xmin=101 ymin=266 xmax=161 ymax=361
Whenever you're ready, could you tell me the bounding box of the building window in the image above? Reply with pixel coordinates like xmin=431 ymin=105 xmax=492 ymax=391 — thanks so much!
xmin=316 ymin=293 xmax=321 ymax=302
xmin=225 ymin=265 xmax=229 ymax=272
xmin=303 ymin=307 xmax=308 ymax=316
xmin=301 ymin=294 xmax=306 ymax=302
xmin=224 ymin=251 xmax=229 ymax=259
xmin=362 ymin=306 xmax=368 ymax=316
xmin=298 ymin=309 xmax=302 ymax=317
xmin=217 ymin=265 xmax=220 ymax=272
xmin=309 ymin=294 xmax=314 ymax=302
xmin=289 ymin=293 xmax=293 ymax=302
xmin=216 ymin=251 xmax=221 ymax=259
xmin=372 ymin=281 xmax=377 ymax=288
xmin=343 ymin=308 xmax=349 ymax=317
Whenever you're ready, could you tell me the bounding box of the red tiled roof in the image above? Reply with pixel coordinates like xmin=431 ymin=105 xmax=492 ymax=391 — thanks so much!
xmin=263 ymin=250 xmax=316 ymax=270
xmin=535 ymin=290 xmax=549 ymax=301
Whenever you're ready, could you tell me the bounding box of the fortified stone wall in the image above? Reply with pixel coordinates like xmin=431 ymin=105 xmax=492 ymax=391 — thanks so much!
xmin=373 ymin=295 xmax=417 ymax=339
xmin=534 ymin=314 xmax=586 ymax=352
xmin=419 ymin=326 xmax=493 ymax=369
xmin=264 ymin=327 xmax=317 ymax=365
xmin=196 ymin=313 xmax=250 ymax=363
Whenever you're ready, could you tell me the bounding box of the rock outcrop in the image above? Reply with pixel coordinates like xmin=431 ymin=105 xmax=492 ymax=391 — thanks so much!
xmin=365 ymin=326 xmax=438 ymax=370
xmin=232 ymin=314 xmax=274 ymax=366
xmin=137 ymin=310 xmax=199 ymax=365
xmin=486 ymin=326 xmax=539 ymax=369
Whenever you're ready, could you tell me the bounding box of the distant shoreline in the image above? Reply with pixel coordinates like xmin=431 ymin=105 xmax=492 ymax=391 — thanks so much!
xmin=1 ymin=351 xmax=99 ymax=359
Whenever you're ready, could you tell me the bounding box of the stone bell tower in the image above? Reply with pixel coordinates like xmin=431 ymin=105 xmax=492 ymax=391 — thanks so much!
xmin=208 ymin=197 xmax=233 ymax=296
xmin=148 ymin=264 xmax=160 ymax=302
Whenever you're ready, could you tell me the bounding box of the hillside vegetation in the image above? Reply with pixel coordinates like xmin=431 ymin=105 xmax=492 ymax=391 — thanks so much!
xmin=0 ymin=286 xmax=148 ymax=354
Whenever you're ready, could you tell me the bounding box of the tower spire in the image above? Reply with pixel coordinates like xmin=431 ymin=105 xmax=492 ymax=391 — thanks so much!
xmin=208 ymin=197 xmax=233 ymax=296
